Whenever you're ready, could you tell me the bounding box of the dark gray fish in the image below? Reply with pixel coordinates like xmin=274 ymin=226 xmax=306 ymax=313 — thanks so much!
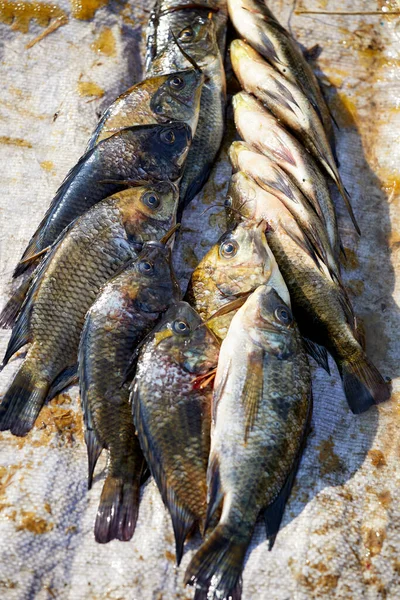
xmin=14 ymin=122 xmax=191 ymax=277
xmin=79 ymin=240 xmax=180 ymax=543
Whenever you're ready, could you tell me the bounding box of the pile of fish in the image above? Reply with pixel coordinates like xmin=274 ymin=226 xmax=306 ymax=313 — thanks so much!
xmin=0 ymin=0 xmax=391 ymax=599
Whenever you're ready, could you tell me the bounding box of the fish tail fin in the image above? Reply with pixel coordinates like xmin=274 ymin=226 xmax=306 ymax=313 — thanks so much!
xmin=94 ymin=475 xmax=140 ymax=543
xmin=169 ymin=499 xmax=196 ymax=566
xmin=338 ymin=352 xmax=391 ymax=414
xmin=0 ymin=277 xmax=33 ymax=329
xmin=184 ymin=524 xmax=246 ymax=600
xmin=0 ymin=362 xmax=49 ymax=436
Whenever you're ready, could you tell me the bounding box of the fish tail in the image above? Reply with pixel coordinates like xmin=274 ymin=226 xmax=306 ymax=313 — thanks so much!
xmin=94 ymin=475 xmax=140 ymax=543
xmin=0 ymin=362 xmax=49 ymax=436
xmin=338 ymin=351 xmax=391 ymax=414
xmin=184 ymin=524 xmax=246 ymax=600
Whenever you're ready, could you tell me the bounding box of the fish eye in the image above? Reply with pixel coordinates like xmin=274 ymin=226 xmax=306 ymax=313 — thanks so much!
xmin=172 ymin=319 xmax=190 ymax=335
xmin=275 ymin=305 xmax=292 ymax=325
xmin=224 ymin=196 xmax=232 ymax=208
xmin=169 ymin=75 xmax=185 ymax=91
xmin=142 ymin=191 xmax=160 ymax=209
xmin=219 ymin=239 xmax=239 ymax=259
xmin=178 ymin=27 xmax=194 ymax=42
xmin=154 ymin=104 xmax=163 ymax=114
xmin=138 ymin=260 xmax=154 ymax=275
xmin=160 ymin=129 xmax=176 ymax=145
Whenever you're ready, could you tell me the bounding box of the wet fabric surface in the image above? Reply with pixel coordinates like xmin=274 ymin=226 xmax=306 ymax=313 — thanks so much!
xmin=0 ymin=1 xmax=399 ymax=598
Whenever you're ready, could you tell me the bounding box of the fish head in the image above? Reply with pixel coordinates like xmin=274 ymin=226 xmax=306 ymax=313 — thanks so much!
xmin=151 ymin=12 xmax=217 ymax=74
xmin=246 ymin=285 xmax=295 ymax=357
xmin=228 ymin=140 xmax=253 ymax=171
xmin=225 ymin=171 xmax=259 ymax=225
xmin=143 ymin=122 xmax=192 ymax=180
xmin=153 ymin=301 xmax=219 ymax=375
xmin=150 ymin=69 xmax=205 ymax=133
xmin=175 ymin=13 xmax=218 ymax=66
xmin=133 ymin=241 xmax=181 ymax=312
xmin=130 ymin=181 xmax=179 ymax=226
xmin=196 ymin=221 xmax=274 ymax=299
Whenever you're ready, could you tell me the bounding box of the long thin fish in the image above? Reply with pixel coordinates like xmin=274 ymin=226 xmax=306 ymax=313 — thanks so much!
xmin=0 ymin=182 xmax=180 ymax=436
xmin=185 ymin=284 xmax=312 ymax=600
xmin=230 ymin=39 xmax=350 ymax=211
xmin=132 ymin=302 xmax=220 ymax=564
xmin=229 ymin=141 xmax=340 ymax=278
xmin=232 ymin=91 xmax=345 ymax=257
xmin=79 ymin=240 xmax=180 ymax=543
xmin=227 ymin=0 xmax=336 ymax=150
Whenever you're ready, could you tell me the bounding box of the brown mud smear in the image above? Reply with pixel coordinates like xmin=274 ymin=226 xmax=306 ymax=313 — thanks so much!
xmin=91 ymin=27 xmax=116 ymax=56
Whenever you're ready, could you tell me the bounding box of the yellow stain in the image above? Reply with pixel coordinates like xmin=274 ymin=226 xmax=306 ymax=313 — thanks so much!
xmin=70 ymin=0 xmax=108 ymax=21
xmin=77 ymin=80 xmax=104 ymax=98
xmin=91 ymin=27 xmax=116 ymax=56
xmin=0 ymin=1 xmax=66 ymax=33
xmin=40 ymin=160 xmax=55 ymax=172
xmin=0 ymin=136 xmax=32 ymax=147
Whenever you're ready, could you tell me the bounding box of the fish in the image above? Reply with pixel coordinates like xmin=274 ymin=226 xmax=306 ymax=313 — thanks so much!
xmin=146 ymin=1 xmax=228 ymax=73
xmin=185 ymin=284 xmax=312 ymax=600
xmin=0 ymin=182 xmax=179 ymax=437
xmin=14 ymin=122 xmax=191 ymax=277
xmin=227 ymin=0 xmax=336 ymax=151
xmin=79 ymin=239 xmax=180 ymax=544
xmin=230 ymin=39 xmax=350 ymax=210
xmin=147 ymin=2 xmax=227 ymax=207
xmin=228 ymin=172 xmax=391 ymax=414
xmin=232 ymin=91 xmax=344 ymax=258
xmin=131 ymin=301 xmax=220 ymax=564
xmin=185 ymin=220 xmax=287 ymax=339
xmin=229 ymin=140 xmax=340 ymax=278
xmin=86 ymin=68 xmax=204 ymax=150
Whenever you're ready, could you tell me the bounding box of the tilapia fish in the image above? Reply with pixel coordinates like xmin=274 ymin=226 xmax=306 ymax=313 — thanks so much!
xmin=131 ymin=302 xmax=219 ymax=564
xmin=230 ymin=40 xmax=347 ymax=202
xmin=146 ymin=0 xmax=228 ymax=72
xmin=79 ymin=240 xmax=179 ymax=544
xmin=86 ymin=68 xmax=204 ymax=150
xmin=185 ymin=284 xmax=312 ymax=600
xmin=229 ymin=141 xmax=339 ymax=277
xmin=0 ymin=182 xmax=179 ymax=436
xmin=186 ymin=220 xmax=286 ymax=339
xmin=15 ymin=122 xmax=191 ymax=276
xmin=229 ymin=172 xmax=391 ymax=414
xmin=233 ymin=91 xmax=343 ymax=258
xmin=147 ymin=1 xmax=227 ymax=207
xmin=227 ymin=0 xmax=335 ymax=149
